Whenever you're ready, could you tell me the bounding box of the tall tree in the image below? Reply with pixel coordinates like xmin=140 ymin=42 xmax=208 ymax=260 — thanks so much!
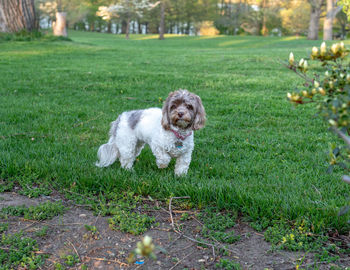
xmin=97 ymin=0 xmax=158 ymax=39
xmin=0 ymin=0 xmax=37 ymax=32
xmin=323 ymin=0 xmax=342 ymax=40
xmin=307 ymin=0 xmax=324 ymax=40
xmin=159 ymin=0 xmax=165 ymax=39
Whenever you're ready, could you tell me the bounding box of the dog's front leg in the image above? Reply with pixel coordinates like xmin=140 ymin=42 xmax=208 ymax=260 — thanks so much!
xmin=174 ymin=151 xmax=192 ymax=176
xmin=151 ymin=146 xmax=171 ymax=169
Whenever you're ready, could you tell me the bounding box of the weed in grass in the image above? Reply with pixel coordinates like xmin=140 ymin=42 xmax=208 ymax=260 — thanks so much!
xmin=93 ymin=191 xmax=140 ymax=216
xmin=18 ymin=184 xmax=52 ymax=198
xmin=0 ymin=232 xmax=47 ymax=269
xmin=249 ymin=217 xmax=271 ymax=232
xmin=180 ymin=212 xmax=190 ymax=221
xmin=0 ymin=176 xmax=51 ymax=198
xmin=35 ymin=226 xmax=49 ymax=237
xmin=62 ymin=254 xmax=80 ymax=267
xmin=0 ymin=180 xmax=14 ymax=193
xmin=215 ymin=258 xmax=242 ymax=270
xmin=199 ymin=207 xmax=240 ymax=244
xmin=108 ymin=210 xmax=155 ymax=235
xmin=90 ymin=191 xmax=156 ymax=235
xmin=15 ymin=172 xmax=53 ymax=198
xmin=315 ymin=247 xmax=339 ymax=264
xmin=199 ymin=208 xmax=237 ymax=231
xmin=0 ymin=223 xmax=8 ymax=233
xmin=264 ymin=218 xmax=345 ymax=266
xmin=83 ymin=224 xmax=99 ymax=240
xmin=54 ymin=263 xmax=64 ymax=270
xmin=264 ymin=219 xmax=328 ymax=252
xmin=0 ymin=201 xmax=67 ymax=220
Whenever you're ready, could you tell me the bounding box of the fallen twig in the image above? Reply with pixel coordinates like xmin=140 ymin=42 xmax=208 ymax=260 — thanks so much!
xmin=171 ymin=243 xmax=193 ymax=253
xmin=163 ymin=233 xmax=184 ymax=252
xmin=86 ymin=246 xmax=114 ymax=257
xmin=167 ymin=196 xmax=240 ymax=258
xmin=67 ymin=240 xmax=81 ymax=263
xmin=169 ymin=251 xmax=194 ymax=270
xmin=181 ymin=233 xmax=239 ymax=257
xmin=168 ymin=196 xmax=190 ymax=231
xmin=84 ymin=256 xmax=128 ymax=267
xmin=15 ymin=220 xmax=40 ymax=233
xmin=41 ymin=221 xmax=83 ymax=227
xmin=169 ymin=250 xmax=195 ymax=270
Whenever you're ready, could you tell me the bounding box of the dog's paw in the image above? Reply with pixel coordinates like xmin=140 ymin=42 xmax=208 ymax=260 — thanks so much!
xmin=158 ymin=164 xmax=169 ymax=169
xmin=174 ymin=169 xmax=188 ymax=177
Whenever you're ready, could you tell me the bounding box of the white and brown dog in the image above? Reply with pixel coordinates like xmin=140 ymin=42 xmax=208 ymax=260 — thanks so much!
xmin=96 ymin=89 xmax=206 ymax=176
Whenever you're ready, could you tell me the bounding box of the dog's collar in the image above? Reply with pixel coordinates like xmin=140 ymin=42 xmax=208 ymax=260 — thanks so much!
xmin=170 ymin=129 xmax=192 ymax=141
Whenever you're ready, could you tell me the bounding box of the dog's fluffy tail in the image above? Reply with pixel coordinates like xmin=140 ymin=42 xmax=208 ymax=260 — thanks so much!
xmin=95 ymin=143 xmax=119 ymax=167
xmin=95 ymin=117 xmax=120 ymax=167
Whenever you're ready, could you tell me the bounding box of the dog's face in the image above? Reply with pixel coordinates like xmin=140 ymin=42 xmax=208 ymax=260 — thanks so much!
xmin=162 ymin=89 xmax=206 ymax=130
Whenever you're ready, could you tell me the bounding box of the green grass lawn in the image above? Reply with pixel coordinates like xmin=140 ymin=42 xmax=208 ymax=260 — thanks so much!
xmin=1 ymin=31 xmax=349 ymax=233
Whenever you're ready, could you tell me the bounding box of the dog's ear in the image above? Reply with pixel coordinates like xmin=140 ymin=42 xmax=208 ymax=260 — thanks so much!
xmin=192 ymin=94 xmax=206 ymax=130
xmin=161 ymin=91 xmax=174 ymax=130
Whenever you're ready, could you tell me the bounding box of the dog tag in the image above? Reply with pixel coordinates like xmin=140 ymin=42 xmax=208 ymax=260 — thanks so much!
xmin=175 ymin=141 xmax=183 ymax=148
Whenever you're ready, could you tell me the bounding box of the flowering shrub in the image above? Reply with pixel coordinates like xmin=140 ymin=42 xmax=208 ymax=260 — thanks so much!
xmin=286 ymin=42 xmax=350 ymax=174
xmin=286 ymin=42 xmax=350 ymax=217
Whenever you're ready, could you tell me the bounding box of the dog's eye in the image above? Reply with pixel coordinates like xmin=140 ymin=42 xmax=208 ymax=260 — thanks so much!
xmin=170 ymin=105 xmax=176 ymax=110
xmin=187 ymin=104 xmax=193 ymax=110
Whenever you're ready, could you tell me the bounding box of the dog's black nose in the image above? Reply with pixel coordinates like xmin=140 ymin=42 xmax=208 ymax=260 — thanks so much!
xmin=178 ymin=112 xmax=184 ymax=117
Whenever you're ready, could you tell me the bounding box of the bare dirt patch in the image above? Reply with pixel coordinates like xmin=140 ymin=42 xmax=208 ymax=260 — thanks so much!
xmin=0 ymin=192 xmax=349 ymax=269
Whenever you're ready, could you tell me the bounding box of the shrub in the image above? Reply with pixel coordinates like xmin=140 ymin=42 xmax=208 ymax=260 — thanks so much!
xmin=286 ymin=42 xmax=350 ymax=219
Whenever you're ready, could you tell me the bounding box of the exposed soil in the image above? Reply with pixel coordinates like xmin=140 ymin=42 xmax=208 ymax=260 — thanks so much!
xmin=0 ymin=192 xmax=349 ymax=270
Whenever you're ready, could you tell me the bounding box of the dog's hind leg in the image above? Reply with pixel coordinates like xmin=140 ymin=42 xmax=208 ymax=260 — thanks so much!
xmin=134 ymin=141 xmax=145 ymax=157
xmin=118 ymin=139 xmax=138 ymax=170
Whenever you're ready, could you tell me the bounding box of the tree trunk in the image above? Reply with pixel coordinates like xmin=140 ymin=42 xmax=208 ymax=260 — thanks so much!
xmin=308 ymin=6 xmax=321 ymax=39
xmin=0 ymin=0 xmax=36 ymax=33
xmin=323 ymin=0 xmax=342 ymax=40
xmin=233 ymin=0 xmax=241 ymax=35
xmin=307 ymin=0 xmax=323 ymax=40
xmin=52 ymin=12 xmax=67 ymax=37
xmin=125 ymin=16 xmax=130 ymax=39
xmin=138 ymin=20 xmax=142 ymax=34
xmin=121 ymin=20 xmax=126 ymax=34
xmin=324 ymin=0 xmax=334 ymax=40
xmin=107 ymin=21 xmax=112 ymax=33
xmin=159 ymin=0 xmax=165 ymax=40
xmin=186 ymin=21 xmax=191 ymax=34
